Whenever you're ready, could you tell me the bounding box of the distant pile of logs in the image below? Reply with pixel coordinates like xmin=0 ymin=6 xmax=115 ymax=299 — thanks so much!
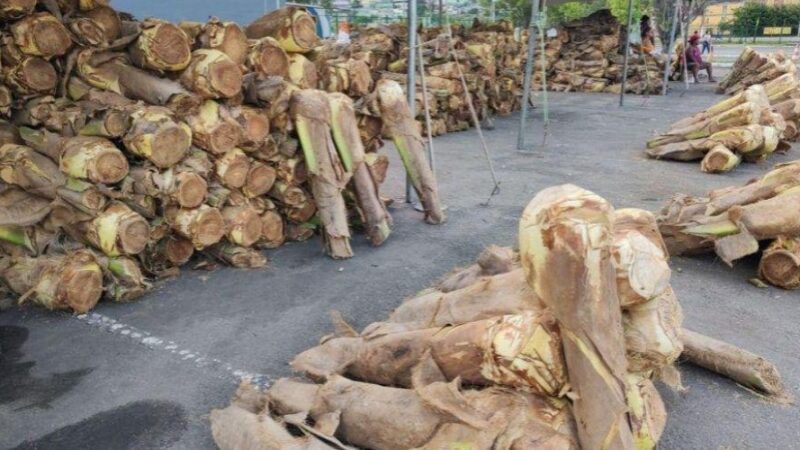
xmin=718 ymin=47 xmax=797 ymax=96
xmin=0 ymin=3 xmax=444 ymax=314
xmin=646 ymin=75 xmax=800 ymax=173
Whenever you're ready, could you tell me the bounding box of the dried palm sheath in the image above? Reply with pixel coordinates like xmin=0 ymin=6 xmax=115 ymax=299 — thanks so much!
xmin=244 ymin=6 xmax=320 ymax=53
xmin=680 ymin=329 xmax=790 ymax=400
xmin=328 ymin=93 xmax=391 ymax=246
xmin=436 ymin=245 xmax=517 ymax=292
xmin=375 ymin=80 xmax=445 ymax=224
xmin=290 ymin=90 xmax=352 ymax=259
xmin=518 ymin=184 xmax=635 ymax=450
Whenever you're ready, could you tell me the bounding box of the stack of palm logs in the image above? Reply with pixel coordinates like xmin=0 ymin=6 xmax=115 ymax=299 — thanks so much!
xmin=718 ymin=47 xmax=797 ymax=96
xmin=210 ymin=184 xmax=788 ymax=450
xmin=0 ymin=3 xmax=445 ymax=314
xmin=544 ymin=10 xmax=665 ymax=95
xmin=645 ymin=79 xmax=800 ymax=173
xmin=659 ymin=160 xmax=800 ymax=289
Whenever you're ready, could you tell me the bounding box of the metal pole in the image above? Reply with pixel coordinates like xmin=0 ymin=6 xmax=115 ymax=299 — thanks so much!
xmin=682 ymin=0 xmax=693 ymax=89
xmin=619 ymin=0 xmax=635 ymax=106
xmin=662 ymin=0 xmax=680 ymax=95
xmin=405 ymin=0 xmax=417 ymax=203
xmin=490 ymin=0 xmax=496 ymax=22
xmin=516 ymin=0 xmax=541 ymax=151
xmin=438 ymin=0 xmax=443 ymax=26
xmin=417 ymin=42 xmax=435 ymax=170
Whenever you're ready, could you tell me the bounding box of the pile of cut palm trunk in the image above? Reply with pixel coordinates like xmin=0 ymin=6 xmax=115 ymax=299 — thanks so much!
xmin=0 ymin=3 xmax=446 ymax=314
xmin=718 ymin=47 xmax=797 ymax=96
xmin=645 ymin=82 xmax=800 ymax=173
xmin=210 ymin=184 xmax=789 ymax=450
xmin=659 ymin=160 xmax=800 ymax=289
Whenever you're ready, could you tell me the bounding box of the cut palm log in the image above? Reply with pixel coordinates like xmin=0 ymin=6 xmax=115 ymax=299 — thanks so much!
xmin=1 ymin=249 xmax=103 ymax=313
xmin=0 ymin=0 xmax=35 ymax=20
xmin=242 ymin=161 xmax=275 ymax=198
xmin=247 ymin=37 xmax=290 ymax=78
xmin=291 ymin=89 xmax=353 ymax=259
xmin=701 ymin=145 xmax=741 ymax=174
xmin=3 ymin=56 xmax=58 ymax=95
xmin=130 ymin=19 xmax=192 ymax=72
xmin=258 ymin=209 xmax=285 ymax=249
xmin=233 ymin=106 xmax=270 ymax=152
xmin=180 ymin=49 xmax=243 ymax=99
xmin=78 ymin=202 xmax=149 ymax=256
xmin=623 ymin=288 xmax=684 ymax=374
xmin=11 ymin=12 xmax=73 ymax=59
xmin=207 ymin=243 xmax=267 ymax=268
xmin=758 ymin=236 xmax=800 ymax=289
xmin=222 ymin=205 xmax=263 ymax=247
xmin=612 ymin=209 xmax=671 ymax=308
xmin=79 ymin=108 xmax=131 ymax=138
xmin=123 ymin=107 xmax=192 ymax=168
xmin=75 ymin=50 xmax=200 ymax=113
xmin=215 ymin=148 xmax=250 ymax=189
xmin=166 ymin=204 xmax=226 ymax=250
xmin=680 ymin=329 xmax=789 ymax=400
xmin=519 ymin=184 xmax=635 ymax=450
xmin=129 ymin=167 xmax=208 ymax=208
xmin=100 ymin=255 xmax=149 ymax=302
xmin=437 ymin=245 xmax=518 ymax=292
xmin=287 ymin=53 xmax=319 ymax=89
xmin=376 ymin=80 xmax=445 ymax=224
xmin=83 ymin=5 xmax=122 ymax=42
xmin=195 ymin=18 xmax=249 ymax=66
xmin=245 ymin=6 xmax=320 ymax=53
xmin=328 ymin=93 xmax=392 ymax=246
xmin=185 ymin=100 xmax=243 ymax=155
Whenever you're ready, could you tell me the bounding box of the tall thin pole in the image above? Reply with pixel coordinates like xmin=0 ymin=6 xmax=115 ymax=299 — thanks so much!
xmin=662 ymin=0 xmax=680 ymax=95
xmin=682 ymin=0 xmax=693 ymax=90
xmin=418 ymin=42 xmax=435 ymax=169
xmin=490 ymin=0 xmax=496 ymax=22
xmin=406 ymin=0 xmax=417 ymax=203
xmin=439 ymin=0 xmax=443 ymax=26
xmin=517 ymin=0 xmax=541 ymax=151
xmin=619 ymin=0 xmax=634 ymax=106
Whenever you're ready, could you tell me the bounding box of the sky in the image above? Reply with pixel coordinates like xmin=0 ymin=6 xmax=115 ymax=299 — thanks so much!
xmin=112 ymin=0 xmax=280 ymax=24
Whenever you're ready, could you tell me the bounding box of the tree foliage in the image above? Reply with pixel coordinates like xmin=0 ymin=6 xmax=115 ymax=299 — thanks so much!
xmin=722 ymin=3 xmax=800 ymax=36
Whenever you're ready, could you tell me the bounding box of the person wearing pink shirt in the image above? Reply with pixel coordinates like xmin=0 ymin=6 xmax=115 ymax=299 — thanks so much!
xmin=685 ymin=34 xmax=715 ymax=83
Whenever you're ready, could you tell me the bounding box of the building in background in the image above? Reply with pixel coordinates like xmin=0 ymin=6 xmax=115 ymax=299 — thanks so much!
xmin=691 ymin=0 xmax=800 ymax=35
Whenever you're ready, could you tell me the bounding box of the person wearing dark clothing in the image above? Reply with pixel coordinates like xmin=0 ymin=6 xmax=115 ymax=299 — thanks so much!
xmin=640 ymin=15 xmax=655 ymax=54
xmin=685 ymin=34 xmax=715 ymax=82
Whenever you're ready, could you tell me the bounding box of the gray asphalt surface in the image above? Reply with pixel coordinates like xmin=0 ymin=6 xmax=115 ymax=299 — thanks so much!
xmin=2 ymin=80 xmax=799 ymax=449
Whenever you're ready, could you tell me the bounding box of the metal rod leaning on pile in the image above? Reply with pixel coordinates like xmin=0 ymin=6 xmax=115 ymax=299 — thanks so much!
xmin=210 ymin=184 xmax=790 ymax=450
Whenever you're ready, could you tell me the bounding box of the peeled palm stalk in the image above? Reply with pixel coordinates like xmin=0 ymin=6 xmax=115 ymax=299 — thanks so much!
xmin=221 ymin=205 xmax=262 ymax=247
xmin=758 ymin=236 xmax=800 ymax=289
xmin=123 ymin=108 xmax=192 ymax=169
xmin=435 ymin=247 xmax=517 ymax=294
xmin=669 ymin=85 xmax=769 ymax=131
xmin=763 ymin=73 xmax=800 ymax=104
xmin=647 ymin=101 xmax=764 ymax=148
xmin=646 ymin=124 xmax=770 ymax=162
xmin=75 ymin=49 xmax=199 ymax=113
xmin=1 ymin=249 xmax=103 ymax=313
xmin=258 ymin=209 xmax=285 ymax=249
xmin=11 ymin=12 xmax=73 ymax=59
xmin=376 ymin=80 xmax=445 ymax=224
xmin=206 ymin=242 xmax=267 ymax=268
xmin=247 ymin=37 xmax=289 ymax=78
xmin=612 ymin=210 xmax=671 ymax=308
xmin=0 ymin=0 xmax=35 ymax=20
xmin=625 ymin=373 xmax=667 ymax=449
xmin=185 ymin=100 xmax=242 ymax=155
xmin=77 ymin=202 xmax=149 ymax=257
xmin=707 ymin=161 xmax=800 ymax=214
xmin=195 ymin=18 xmax=249 ymax=66
xmin=215 ymin=148 xmax=250 ymax=189
xmin=130 ymin=19 xmax=192 ymax=72
xmin=701 ymin=145 xmax=741 ymax=174
xmin=680 ymin=329 xmax=789 ymax=400
xmin=245 ymin=6 xmax=320 ymax=53
xmin=364 ymin=152 xmax=388 ymax=184
xmin=293 ymin=311 xmax=566 ymax=395
xmin=328 ymin=93 xmax=391 ymax=246
xmin=180 ymin=49 xmax=243 ymax=99
xmin=519 ymin=184 xmax=635 ymax=450
xmin=623 ymin=288 xmax=683 ymax=374
xmin=291 ymin=89 xmax=353 ymax=259
xmin=167 ymin=204 xmax=226 ymax=250
xmin=287 ymin=53 xmax=319 ymax=90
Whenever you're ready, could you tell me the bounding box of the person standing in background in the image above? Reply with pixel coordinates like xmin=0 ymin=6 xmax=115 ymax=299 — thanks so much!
xmin=702 ymin=31 xmax=712 ymax=54
xmin=640 ymin=15 xmax=655 ymax=54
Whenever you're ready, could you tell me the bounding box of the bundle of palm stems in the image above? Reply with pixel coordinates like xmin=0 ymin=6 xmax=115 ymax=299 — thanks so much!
xmin=645 ymin=82 xmax=800 ymax=173
xmin=0 ymin=3 xmax=447 ymax=314
xmin=210 ymin=184 xmax=788 ymax=450
xmin=659 ymin=160 xmax=800 ymax=289
xmin=718 ymin=47 xmax=797 ymax=96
